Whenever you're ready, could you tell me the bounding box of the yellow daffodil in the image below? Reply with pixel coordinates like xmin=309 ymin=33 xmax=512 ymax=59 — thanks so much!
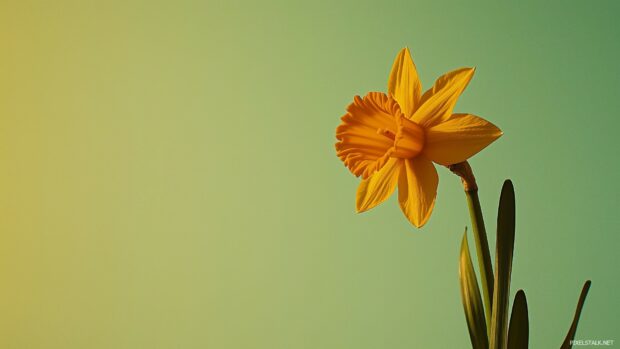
xmin=335 ymin=48 xmax=502 ymax=227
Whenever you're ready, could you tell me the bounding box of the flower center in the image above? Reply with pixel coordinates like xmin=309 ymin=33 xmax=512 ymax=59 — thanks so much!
xmin=335 ymin=92 xmax=426 ymax=179
xmin=391 ymin=115 xmax=425 ymax=158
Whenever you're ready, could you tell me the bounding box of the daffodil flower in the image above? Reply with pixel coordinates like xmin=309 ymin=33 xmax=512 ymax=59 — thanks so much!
xmin=335 ymin=48 xmax=502 ymax=227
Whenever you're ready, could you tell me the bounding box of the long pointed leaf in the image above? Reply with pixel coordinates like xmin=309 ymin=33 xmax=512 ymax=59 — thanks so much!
xmin=560 ymin=280 xmax=592 ymax=349
xmin=490 ymin=180 xmax=516 ymax=349
xmin=459 ymin=229 xmax=489 ymax=349
xmin=507 ymin=290 xmax=529 ymax=349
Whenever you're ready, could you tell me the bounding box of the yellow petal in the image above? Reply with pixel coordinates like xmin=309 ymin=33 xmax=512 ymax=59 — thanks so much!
xmin=412 ymin=67 xmax=475 ymax=128
xmin=423 ymin=113 xmax=503 ymax=166
xmin=356 ymin=158 xmax=402 ymax=212
xmin=397 ymin=157 xmax=438 ymax=227
xmin=388 ymin=48 xmax=423 ymax=118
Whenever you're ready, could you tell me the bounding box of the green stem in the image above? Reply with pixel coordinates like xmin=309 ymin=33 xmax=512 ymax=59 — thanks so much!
xmin=466 ymin=189 xmax=494 ymax=329
xmin=450 ymin=162 xmax=494 ymax=333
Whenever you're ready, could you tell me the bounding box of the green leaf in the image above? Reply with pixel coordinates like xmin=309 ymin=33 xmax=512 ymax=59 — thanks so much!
xmin=459 ymin=229 xmax=489 ymax=349
xmin=490 ymin=180 xmax=516 ymax=349
xmin=507 ymin=290 xmax=529 ymax=349
xmin=560 ymin=281 xmax=592 ymax=349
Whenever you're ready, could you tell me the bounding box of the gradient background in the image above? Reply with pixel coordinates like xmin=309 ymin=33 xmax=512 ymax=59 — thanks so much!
xmin=1 ymin=1 xmax=619 ymax=348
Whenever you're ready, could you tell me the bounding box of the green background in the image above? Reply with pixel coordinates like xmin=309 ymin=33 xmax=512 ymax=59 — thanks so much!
xmin=1 ymin=1 xmax=619 ymax=348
